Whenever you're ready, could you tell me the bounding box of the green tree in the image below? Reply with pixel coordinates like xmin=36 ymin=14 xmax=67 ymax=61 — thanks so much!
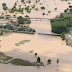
xmin=17 ymin=16 xmax=24 ymax=24
xmin=51 ymin=21 xmax=67 ymax=34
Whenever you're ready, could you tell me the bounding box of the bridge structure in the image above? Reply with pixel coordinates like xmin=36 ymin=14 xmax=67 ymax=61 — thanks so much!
xmin=25 ymin=17 xmax=50 ymax=22
xmin=38 ymin=33 xmax=61 ymax=36
xmin=2 ymin=16 xmax=51 ymax=22
xmin=0 ymin=16 xmax=63 ymax=22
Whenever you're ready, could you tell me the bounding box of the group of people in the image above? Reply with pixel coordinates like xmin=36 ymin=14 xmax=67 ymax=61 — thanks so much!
xmin=47 ymin=59 xmax=59 ymax=65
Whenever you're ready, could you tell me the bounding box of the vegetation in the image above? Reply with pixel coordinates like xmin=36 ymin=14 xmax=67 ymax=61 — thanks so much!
xmin=9 ymin=58 xmax=44 ymax=66
xmin=51 ymin=13 xmax=72 ymax=34
xmin=0 ymin=29 xmax=13 ymax=36
xmin=42 ymin=13 xmax=45 ymax=15
xmin=9 ymin=5 xmax=24 ymax=13
xmin=55 ymin=8 xmax=57 ymax=10
xmin=41 ymin=6 xmax=45 ymax=10
xmin=15 ymin=40 xmax=30 ymax=46
xmin=17 ymin=16 xmax=31 ymax=24
xmin=25 ymin=7 xmax=31 ymax=13
xmin=48 ymin=11 xmax=51 ymax=13
xmin=17 ymin=16 xmax=24 ymax=24
xmin=27 ymin=0 xmax=31 ymax=3
xmin=0 ymin=17 xmax=4 ymax=19
xmin=51 ymin=20 xmax=67 ymax=34
xmin=0 ymin=52 xmax=12 ymax=63
xmin=34 ymin=8 xmax=38 ymax=11
xmin=5 ymin=15 xmax=11 ymax=17
xmin=0 ymin=52 xmax=44 ymax=66
xmin=61 ymin=32 xmax=66 ymax=40
xmin=2 ymin=3 xmax=8 ymax=10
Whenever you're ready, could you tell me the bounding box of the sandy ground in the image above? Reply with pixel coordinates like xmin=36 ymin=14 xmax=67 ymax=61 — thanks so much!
xmin=0 ymin=0 xmax=72 ymax=72
xmin=0 ymin=0 xmax=72 ymax=18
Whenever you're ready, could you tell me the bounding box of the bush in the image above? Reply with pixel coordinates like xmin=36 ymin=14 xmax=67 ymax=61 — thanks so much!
xmin=34 ymin=8 xmax=38 ymax=11
xmin=27 ymin=0 xmax=31 ymax=3
xmin=41 ymin=6 xmax=45 ymax=10
xmin=5 ymin=15 xmax=11 ymax=17
xmin=42 ymin=13 xmax=45 ymax=15
xmin=25 ymin=7 xmax=31 ymax=13
xmin=64 ymin=10 xmax=67 ymax=13
xmin=48 ymin=11 xmax=51 ymax=13
xmin=60 ymin=13 xmax=64 ymax=18
xmin=69 ymin=5 xmax=72 ymax=8
xmin=61 ymin=32 xmax=66 ymax=40
xmin=0 ymin=31 xmax=3 ymax=35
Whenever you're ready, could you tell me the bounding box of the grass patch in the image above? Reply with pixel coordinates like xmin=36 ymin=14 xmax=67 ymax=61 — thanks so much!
xmin=0 ymin=52 xmax=44 ymax=66
xmin=0 ymin=52 xmax=12 ymax=63
xmin=2 ymin=32 xmax=13 ymax=36
xmin=9 ymin=58 xmax=44 ymax=66
xmin=15 ymin=40 xmax=30 ymax=46
xmin=0 ymin=29 xmax=13 ymax=36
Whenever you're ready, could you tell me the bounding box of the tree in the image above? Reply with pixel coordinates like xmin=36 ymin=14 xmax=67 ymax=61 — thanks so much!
xmin=51 ymin=21 xmax=67 ymax=34
xmin=17 ymin=16 xmax=24 ymax=24
xmin=2 ymin=3 xmax=8 ymax=10
xmin=37 ymin=57 xmax=40 ymax=63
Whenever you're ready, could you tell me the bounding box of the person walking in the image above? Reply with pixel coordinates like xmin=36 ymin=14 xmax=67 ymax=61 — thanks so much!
xmin=57 ymin=59 xmax=59 ymax=64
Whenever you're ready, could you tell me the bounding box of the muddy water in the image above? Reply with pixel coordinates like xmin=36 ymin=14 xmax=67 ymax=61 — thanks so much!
xmin=0 ymin=21 xmax=72 ymax=72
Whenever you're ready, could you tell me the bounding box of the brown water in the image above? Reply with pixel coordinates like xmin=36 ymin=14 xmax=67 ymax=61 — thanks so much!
xmin=0 ymin=0 xmax=72 ymax=72
xmin=0 ymin=21 xmax=72 ymax=72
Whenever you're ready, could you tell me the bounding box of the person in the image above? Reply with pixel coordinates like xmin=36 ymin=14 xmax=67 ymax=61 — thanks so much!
xmin=57 ymin=59 xmax=59 ymax=64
